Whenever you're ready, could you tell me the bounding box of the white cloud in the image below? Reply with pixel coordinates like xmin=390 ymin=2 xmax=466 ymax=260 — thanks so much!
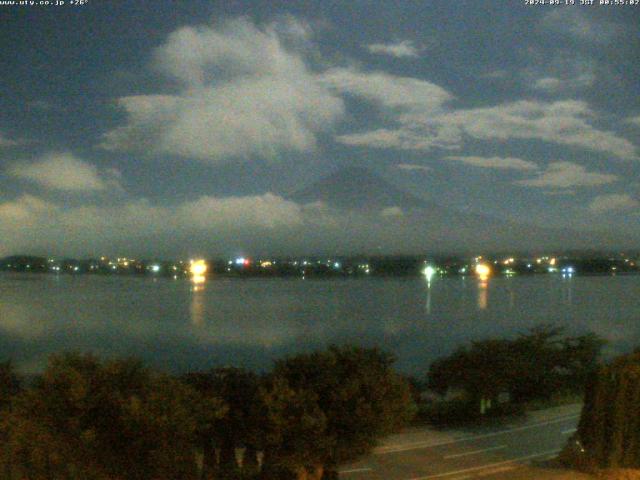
xmin=0 ymin=191 xmax=348 ymax=257
xmin=102 ymin=18 xmax=344 ymax=162
xmin=396 ymin=163 xmax=430 ymax=173
xmin=532 ymin=73 xmax=594 ymax=93
xmin=525 ymin=52 xmax=596 ymax=93
xmin=443 ymin=100 xmax=637 ymax=160
xmin=325 ymin=66 xmax=636 ymax=160
xmin=444 ymin=156 xmax=537 ymax=171
xmin=0 ymin=195 xmax=55 ymax=224
xmin=380 ymin=206 xmax=404 ymax=217
xmin=337 ymin=127 xmax=460 ymax=151
xmin=322 ymin=67 xmax=452 ymax=112
xmin=515 ymin=161 xmax=617 ymax=189
xmin=540 ymin=9 xmax=619 ymax=43
xmin=100 ymin=17 xmax=636 ymax=165
xmin=589 ymin=194 xmax=639 ymax=214
xmin=367 ymin=40 xmax=422 ymax=58
xmin=7 ymin=152 xmax=122 ymax=192
xmin=178 ymin=193 xmax=304 ymax=230
xmin=324 ymin=68 xmax=461 ymax=151
xmin=533 ymin=77 xmax=563 ymax=92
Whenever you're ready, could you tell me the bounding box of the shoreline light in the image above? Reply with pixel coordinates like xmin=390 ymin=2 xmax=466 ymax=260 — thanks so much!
xmin=475 ymin=263 xmax=491 ymax=281
xmin=424 ymin=265 xmax=436 ymax=282
xmin=190 ymin=259 xmax=208 ymax=284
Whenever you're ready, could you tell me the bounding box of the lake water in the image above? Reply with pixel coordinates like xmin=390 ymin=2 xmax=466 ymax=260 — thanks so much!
xmin=1 ymin=273 xmax=639 ymax=376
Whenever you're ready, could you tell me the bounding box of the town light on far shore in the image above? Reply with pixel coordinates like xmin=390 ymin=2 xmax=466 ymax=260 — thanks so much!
xmin=424 ymin=265 xmax=436 ymax=282
xmin=190 ymin=259 xmax=207 ymax=276
xmin=190 ymin=259 xmax=207 ymax=284
xmin=475 ymin=263 xmax=491 ymax=281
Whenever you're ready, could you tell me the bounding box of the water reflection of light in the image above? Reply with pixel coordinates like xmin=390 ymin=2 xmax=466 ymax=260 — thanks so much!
xmin=562 ymin=274 xmax=573 ymax=305
xmin=190 ymin=284 xmax=206 ymax=326
xmin=477 ymin=280 xmax=488 ymax=310
xmin=426 ymin=287 xmax=432 ymax=314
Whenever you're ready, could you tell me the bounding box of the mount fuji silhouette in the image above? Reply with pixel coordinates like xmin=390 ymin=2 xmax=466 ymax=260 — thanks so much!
xmin=285 ymin=167 xmax=626 ymax=253
xmin=289 ymin=166 xmax=431 ymax=211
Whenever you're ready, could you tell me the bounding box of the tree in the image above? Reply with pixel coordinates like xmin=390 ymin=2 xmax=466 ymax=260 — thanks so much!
xmin=428 ymin=340 xmax=513 ymax=403
xmin=427 ymin=326 xmax=605 ymax=414
xmin=575 ymin=352 xmax=640 ymax=468
xmin=1 ymin=352 xmax=225 ymax=479
xmin=0 ymin=360 xmax=21 ymax=480
xmin=268 ymin=346 xmax=416 ymax=478
xmin=0 ymin=360 xmax=20 ymax=411
xmin=256 ymin=375 xmax=328 ymax=480
xmin=183 ymin=367 xmax=256 ymax=477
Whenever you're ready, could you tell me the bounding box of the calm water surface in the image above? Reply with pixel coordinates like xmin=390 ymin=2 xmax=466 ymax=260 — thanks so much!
xmin=1 ymin=273 xmax=638 ymax=375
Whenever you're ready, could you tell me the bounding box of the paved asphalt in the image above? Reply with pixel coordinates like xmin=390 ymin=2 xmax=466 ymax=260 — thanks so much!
xmin=339 ymin=404 xmax=582 ymax=480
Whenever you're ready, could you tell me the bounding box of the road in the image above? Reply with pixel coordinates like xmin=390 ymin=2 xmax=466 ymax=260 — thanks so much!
xmin=339 ymin=404 xmax=586 ymax=480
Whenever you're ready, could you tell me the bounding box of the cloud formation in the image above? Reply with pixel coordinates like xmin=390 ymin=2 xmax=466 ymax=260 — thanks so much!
xmin=322 ymin=68 xmax=452 ymax=112
xmin=396 ymin=163 xmax=430 ymax=173
xmin=533 ymin=77 xmax=563 ymax=92
xmin=589 ymin=194 xmax=639 ymax=214
xmin=102 ymin=18 xmax=344 ymax=162
xmin=325 ymin=66 xmax=636 ymax=159
xmin=444 ymin=156 xmax=537 ymax=171
xmin=515 ymin=161 xmax=617 ymax=189
xmin=444 ymin=101 xmax=636 ymax=160
xmin=367 ymin=40 xmax=422 ymax=58
xmin=0 ymin=193 xmax=331 ymax=257
xmin=540 ymin=9 xmax=619 ymax=43
xmin=524 ymin=50 xmax=597 ymax=94
xmin=1 ymin=185 xmax=635 ymax=258
xmin=7 ymin=153 xmax=122 ymax=192
xmin=100 ymin=16 xmax=637 ymax=169
xmin=380 ymin=206 xmax=403 ymax=217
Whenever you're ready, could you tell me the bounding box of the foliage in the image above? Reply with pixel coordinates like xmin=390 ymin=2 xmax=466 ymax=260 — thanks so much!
xmin=268 ymin=345 xmax=416 ymax=477
xmin=576 ymin=352 xmax=640 ymax=469
xmin=183 ymin=367 xmax=255 ymax=474
xmin=418 ymin=397 xmax=523 ymax=426
xmin=0 ymin=360 xmax=20 ymax=411
xmin=427 ymin=325 xmax=605 ymax=413
xmin=0 ymin=347 xmax=415 ymax=480
xmin=0 ymin=352 xmax=225 ymax=480
xmin=256 ymin=376 xmax=328 ymax=479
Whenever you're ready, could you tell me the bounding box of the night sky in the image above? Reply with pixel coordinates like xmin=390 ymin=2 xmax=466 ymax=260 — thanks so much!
xmin=1 ymin=0 xmax=639 ymax=257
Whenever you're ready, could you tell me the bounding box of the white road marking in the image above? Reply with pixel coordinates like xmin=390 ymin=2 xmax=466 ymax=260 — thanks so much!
xmin=340 ymin=467 xmax=373 ymax=474
xmin=444 ymin=445 xmax=506 ymax=459
xmin=407 ymin=449 xmax=560 ymax=480
xmin=476 ymin=465 xmax=518 ymax=477
xmin=561 ymin=428 xmax=577 ymax=435
xmin=376 ymin=414 xmax=579 ymax=454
